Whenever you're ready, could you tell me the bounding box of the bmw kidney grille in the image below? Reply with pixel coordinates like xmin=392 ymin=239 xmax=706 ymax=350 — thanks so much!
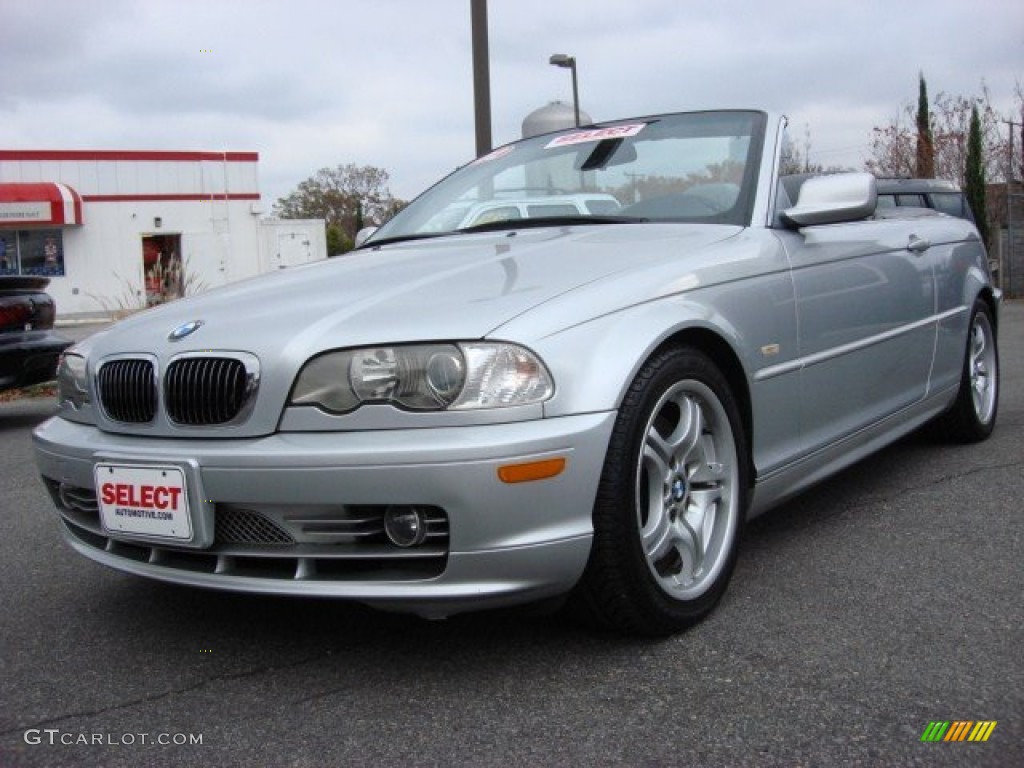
xmin=96 ymin=358 xmax=158 ymax=423
xmin=97 ymin=355 xmax=257 ymax=426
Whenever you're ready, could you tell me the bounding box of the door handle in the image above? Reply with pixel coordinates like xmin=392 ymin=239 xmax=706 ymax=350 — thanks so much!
xmin=907 ymin=235 xmax=931 ymax=254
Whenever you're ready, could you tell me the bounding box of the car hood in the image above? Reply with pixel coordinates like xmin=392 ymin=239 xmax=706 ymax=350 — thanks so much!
xmin=86 ymin=224 xmax=741 ymax=362
xmin=76 ymin=224 xmax=742 ymax=437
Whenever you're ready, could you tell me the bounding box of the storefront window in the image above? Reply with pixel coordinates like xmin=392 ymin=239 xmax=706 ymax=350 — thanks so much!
xmin=18 ymin=229 xmax=65 ymax=276
xmin=0 ymin=229 xmax=65 ymax=276
xmin=0 ymin=234 xmax=16 ymax=275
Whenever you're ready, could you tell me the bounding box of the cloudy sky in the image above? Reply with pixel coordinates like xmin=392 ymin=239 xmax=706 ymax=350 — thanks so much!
xmin=2 ymin=0 xmax=1021 ymax=206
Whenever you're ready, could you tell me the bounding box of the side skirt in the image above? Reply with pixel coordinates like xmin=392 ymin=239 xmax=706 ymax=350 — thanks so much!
xmin=748 ymin=385 xmax=958 ymax=519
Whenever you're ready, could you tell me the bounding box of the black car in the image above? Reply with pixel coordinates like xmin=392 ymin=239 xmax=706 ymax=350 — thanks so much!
xmin=0 ymin=276 xmax=72 ymax=392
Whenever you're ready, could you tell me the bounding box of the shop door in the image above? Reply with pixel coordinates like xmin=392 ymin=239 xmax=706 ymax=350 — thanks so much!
xmin=142 ymin=234 xmax=184 ymax=306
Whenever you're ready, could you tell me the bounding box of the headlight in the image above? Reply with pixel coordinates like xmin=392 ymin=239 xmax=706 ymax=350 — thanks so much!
xmin=56 ymin=352 xmax=90 ymax=410
xmin=290 ymin=342 xmax=553 ymax=413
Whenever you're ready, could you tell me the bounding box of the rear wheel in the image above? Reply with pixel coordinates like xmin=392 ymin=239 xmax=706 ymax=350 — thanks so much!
xmin=572 ymin=346 xmax=749 ymax=636
xmin=933 ymin=299 xmax=998 ymax=443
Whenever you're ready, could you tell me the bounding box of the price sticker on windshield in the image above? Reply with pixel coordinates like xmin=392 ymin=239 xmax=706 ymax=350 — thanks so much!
xmin=471 ymin=145 xmax=515 ymax=165
xmin=544 ymin=123 xmax=646 ymax=149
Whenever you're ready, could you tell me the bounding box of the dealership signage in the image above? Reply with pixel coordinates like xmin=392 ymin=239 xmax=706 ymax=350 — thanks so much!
xmin=0 ymin=201 xmax=50 ymax=224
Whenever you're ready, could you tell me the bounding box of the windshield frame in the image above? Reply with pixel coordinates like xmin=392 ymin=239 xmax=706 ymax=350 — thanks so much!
xmin=367 ymin=109 xmax=768 ymax=246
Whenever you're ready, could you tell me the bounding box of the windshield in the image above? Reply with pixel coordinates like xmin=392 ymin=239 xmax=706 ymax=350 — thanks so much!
xmin=369 ymin=110 xmax=766 ymax=244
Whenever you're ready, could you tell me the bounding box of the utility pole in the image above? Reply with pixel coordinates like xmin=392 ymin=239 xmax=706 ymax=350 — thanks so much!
xmin=471 ymin=0 xmax=492 ymax=157
xmin=1008 ymin=119 xmax=1024 ymax=182
xmin=1005 ymin=119 xmax=1023 ymax=295
xmin=1018 ymin=109 xmax=1024 ymax=179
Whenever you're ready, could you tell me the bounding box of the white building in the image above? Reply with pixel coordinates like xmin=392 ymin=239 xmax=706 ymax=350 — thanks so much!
xmin=0 ymin=150 xmax=325 ymax=319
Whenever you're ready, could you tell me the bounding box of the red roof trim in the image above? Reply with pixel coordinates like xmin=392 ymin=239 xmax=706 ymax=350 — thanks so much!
xmin=0 ymin=150 xmax=258 ymax=163
xmin=80 ymin=193 xmax=261 ymax=203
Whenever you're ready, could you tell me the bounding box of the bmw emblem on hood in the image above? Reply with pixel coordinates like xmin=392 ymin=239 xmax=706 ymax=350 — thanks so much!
xmin=168 ymin=320 xmax=204 ymax=341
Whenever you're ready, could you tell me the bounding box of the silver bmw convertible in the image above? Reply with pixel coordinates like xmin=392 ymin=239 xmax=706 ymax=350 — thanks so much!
xmin=34 ymin=110 xmax=1000 ymax=635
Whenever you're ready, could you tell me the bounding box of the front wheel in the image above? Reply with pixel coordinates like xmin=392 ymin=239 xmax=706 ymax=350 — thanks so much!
xmin=572 ymin=346 xmax=749 ymax=636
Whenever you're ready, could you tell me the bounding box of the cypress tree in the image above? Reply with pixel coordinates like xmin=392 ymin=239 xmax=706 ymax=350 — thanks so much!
xmin=964 ymin=104 xmax=989 ymax=247
xmin=915 ymin=74 xmax=935 ymax=178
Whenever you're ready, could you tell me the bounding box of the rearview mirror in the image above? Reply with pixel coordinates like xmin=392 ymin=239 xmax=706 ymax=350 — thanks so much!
xmin=782 ymin=173 xmax=877 ymax=228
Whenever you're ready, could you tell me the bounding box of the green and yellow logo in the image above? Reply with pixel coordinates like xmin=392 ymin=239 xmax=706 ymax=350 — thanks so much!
xmin=921 ymin=721 xmax=997 ymax=742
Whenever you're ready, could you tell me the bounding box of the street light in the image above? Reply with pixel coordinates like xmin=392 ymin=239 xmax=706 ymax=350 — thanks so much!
xmin=549 ymin=53 xmax=579 ymax=127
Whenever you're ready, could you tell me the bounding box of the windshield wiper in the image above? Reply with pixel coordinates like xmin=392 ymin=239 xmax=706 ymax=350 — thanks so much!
xmin=356 ymin=232 xmax=450 ymax=249
xmin=362 ymin=216 xmax=647 ymax=247
xmin=457 ymin=215 xmax=647 ymax=234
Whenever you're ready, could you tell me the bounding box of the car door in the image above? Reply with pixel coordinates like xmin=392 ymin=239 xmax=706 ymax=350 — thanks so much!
xmin=776 ymin=218 xmax=936 ymax=455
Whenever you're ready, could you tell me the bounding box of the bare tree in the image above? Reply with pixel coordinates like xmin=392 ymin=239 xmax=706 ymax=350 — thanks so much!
xmin=779 ymin=124 xmax=853 ymax=176
xmin=867 ymin=82 xmax=1020 ymax=186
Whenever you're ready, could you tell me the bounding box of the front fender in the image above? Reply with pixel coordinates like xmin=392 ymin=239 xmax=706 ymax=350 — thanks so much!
xmin=534 ymin=296 xmax=751 ymax=417
xmin=529 ymin=269 xmax=802 ymax=482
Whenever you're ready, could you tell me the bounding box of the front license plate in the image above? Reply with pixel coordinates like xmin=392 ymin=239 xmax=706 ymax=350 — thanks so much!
xmin=94 ymin=463 xmax=193 ymax=541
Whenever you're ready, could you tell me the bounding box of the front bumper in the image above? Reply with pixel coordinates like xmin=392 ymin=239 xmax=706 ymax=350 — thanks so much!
xmin=33 ymin=412 xmax=615 ymax=618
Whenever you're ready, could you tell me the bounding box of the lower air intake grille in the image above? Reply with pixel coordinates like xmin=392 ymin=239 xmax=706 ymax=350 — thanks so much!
xmin=97 ymin=359 xmax=157 ymax=423
xmin=216 ymin=507 xmax=296 ymax=545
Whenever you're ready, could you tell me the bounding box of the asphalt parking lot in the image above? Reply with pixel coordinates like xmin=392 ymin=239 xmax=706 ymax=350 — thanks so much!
xmin=1 ymin=304 xmax=1021 ymax=767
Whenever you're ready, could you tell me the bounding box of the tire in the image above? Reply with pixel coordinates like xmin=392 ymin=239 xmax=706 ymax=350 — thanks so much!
xmin=933 ymin=299 xmax=999 ymax=443
xmin=571 ymin=346 xmax=750 ymax=636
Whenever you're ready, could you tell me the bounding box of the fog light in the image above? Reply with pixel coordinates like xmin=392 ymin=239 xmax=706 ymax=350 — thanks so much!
xmin=383 ymin=505 xmax=428 ymax=548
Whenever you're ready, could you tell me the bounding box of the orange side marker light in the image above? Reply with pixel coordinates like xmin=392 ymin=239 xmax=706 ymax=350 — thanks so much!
xmin=497 ymin=457 xmax=567 ymax=484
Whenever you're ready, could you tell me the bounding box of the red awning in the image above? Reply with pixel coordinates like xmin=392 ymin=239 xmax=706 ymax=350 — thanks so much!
xmin=0 ymin=182 xmax=84 ymax=226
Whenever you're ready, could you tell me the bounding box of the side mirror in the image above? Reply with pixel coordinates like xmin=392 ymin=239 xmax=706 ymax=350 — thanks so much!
xmin=782 ymin=173 xmax=877 ymax=228
xmin=354 ymin=226 xmax=378 ymax=248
